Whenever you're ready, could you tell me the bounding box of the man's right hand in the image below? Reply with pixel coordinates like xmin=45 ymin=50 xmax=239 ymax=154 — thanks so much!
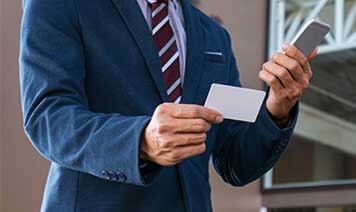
xmin=140 ymin=103 xmax=224 ymax=166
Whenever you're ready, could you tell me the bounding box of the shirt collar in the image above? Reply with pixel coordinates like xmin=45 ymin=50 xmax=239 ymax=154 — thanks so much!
xmin=146 ymin=0 xmax=179 ymax=6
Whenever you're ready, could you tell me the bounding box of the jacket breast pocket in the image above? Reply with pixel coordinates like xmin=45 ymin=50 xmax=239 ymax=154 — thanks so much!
xmin=204 ymin=51 xmax=226 ymax=64
xmin=194 ymin=52 xmax=229 ymax=105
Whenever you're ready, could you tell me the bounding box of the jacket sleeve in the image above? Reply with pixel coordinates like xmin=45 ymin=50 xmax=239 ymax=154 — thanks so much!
xmin=20 ymin=0 xmax=156 ymax=186
xmin=211 ymin=30 xmax=298 ymax=186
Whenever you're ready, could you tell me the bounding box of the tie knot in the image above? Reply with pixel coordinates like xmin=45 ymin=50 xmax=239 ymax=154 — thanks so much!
xmin=147 ymin=0 xmax=169 ymax=5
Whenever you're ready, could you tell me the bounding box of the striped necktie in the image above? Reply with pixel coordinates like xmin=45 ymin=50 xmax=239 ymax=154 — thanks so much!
xmin=148 ymin=0 xmax=182 ymax=103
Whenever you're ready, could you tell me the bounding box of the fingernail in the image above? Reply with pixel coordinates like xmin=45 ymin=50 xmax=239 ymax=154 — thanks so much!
xmin=216 ymin=116 xmax=224 ymax=123
xmin=282 ymin=44 xmax=289 ymax=51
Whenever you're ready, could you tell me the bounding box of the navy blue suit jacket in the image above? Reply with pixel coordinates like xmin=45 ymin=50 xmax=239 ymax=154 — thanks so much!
xmin=20 ymin=0 xmax=297 ymax=211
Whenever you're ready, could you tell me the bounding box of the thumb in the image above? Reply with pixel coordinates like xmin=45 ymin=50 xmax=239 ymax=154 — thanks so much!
xmin=308 ymin=48 xmax=318 ymax=61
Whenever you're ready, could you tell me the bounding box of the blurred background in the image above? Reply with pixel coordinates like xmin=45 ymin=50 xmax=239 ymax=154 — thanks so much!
xmin=1 ymin=0 xmax=356 ymax=211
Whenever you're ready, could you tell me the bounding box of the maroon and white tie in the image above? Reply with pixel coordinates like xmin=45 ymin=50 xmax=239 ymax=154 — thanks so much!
xmin=148 ymin=0 xmax=182 ymax=103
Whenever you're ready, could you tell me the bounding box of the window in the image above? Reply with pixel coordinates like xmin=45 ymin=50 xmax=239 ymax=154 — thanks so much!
xmin=263 ymin=0 xmax=356 ymax=209
xmin=271 ymin=135 xmax=356 ymax=186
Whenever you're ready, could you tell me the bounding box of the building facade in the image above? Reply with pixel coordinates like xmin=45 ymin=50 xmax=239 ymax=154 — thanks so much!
xmin=263 ymin=0 xmax=356 ymax=211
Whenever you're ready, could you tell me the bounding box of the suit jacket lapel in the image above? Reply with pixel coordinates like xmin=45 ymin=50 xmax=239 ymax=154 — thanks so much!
xmin=111 ymin=0 xmax=169 ymax=102
xmin=180 ymin=0 xmax=205 ymax=104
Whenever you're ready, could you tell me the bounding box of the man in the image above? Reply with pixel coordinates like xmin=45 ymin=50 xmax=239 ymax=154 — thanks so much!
xmin=19 ymin=0 xmax=316 ymax=211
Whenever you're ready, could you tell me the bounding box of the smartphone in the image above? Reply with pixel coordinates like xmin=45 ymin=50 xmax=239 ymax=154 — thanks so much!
xmin=290 ymin=19 xmax=330 ymax=57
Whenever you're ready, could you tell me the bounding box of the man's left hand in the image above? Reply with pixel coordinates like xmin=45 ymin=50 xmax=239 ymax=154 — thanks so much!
xmin=259 ymin=44 xmax=318 ymax=124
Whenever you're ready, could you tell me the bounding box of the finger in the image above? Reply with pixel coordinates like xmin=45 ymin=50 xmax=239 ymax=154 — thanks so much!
xmin=262 ymin=62 xmax=295 ymax=87
xmin=173 ymin=118 xmax=212 ymax=133
xmin=308 ymin=48 xmax=318 ymax=60
xmin=171 ymin=104 xmax=223 ymax=124
xmin=168 ymin=143 xmax=206 ymax=162
xmin=175 ymin=133 xmax=207 ymax=147
xmin=282 ymin=44 xmax=309 ymax=70
xmin=304 ymin=48 xmax=317 ymax=79
xmin=285 ymin=45 xmax=316 ymax=79
xmin=271 ymin=52 xmax=305 ymax=82
xmin=259 ymin=70 xmax=284 ymax=91
xmin=282 ymin=44 xmax=315 ymax=77
xmin=158 ymin=132 xmax=206 ymax=149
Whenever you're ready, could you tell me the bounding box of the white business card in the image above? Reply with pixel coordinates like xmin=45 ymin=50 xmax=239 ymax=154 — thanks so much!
xmin=204 ymin=83 xmax=266 ymax=123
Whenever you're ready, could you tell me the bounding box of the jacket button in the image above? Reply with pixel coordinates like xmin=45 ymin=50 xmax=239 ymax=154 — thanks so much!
xmin=117 ymin=172 xmax=127 ymax=182
xmin=102 ymin=171 xmax=111 ymax=180
xmin=109 ymin=171 xmax=118 ymax=181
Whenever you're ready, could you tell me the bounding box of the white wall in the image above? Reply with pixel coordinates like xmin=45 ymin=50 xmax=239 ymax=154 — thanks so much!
xmin=0 ymin=0 xmax=49 ymax=211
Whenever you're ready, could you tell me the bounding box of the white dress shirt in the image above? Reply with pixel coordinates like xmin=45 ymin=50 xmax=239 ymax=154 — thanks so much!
xmin=137 ymin=0 xmax=187 ymax=85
